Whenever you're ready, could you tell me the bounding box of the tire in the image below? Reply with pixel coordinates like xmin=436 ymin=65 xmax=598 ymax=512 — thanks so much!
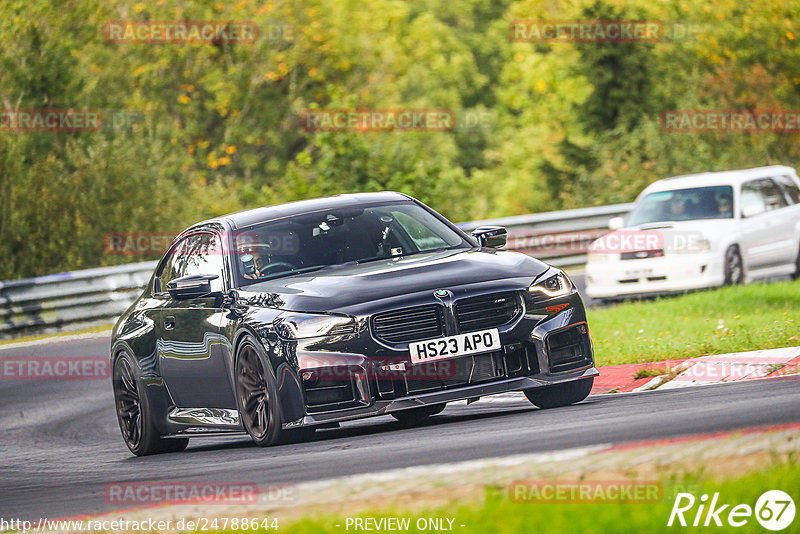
xmin=792 ymin=246 xmax=800 ymax=281
xmin=391 ymin=403 xmax=446 ymax=425
xmin=235 ymin=336 xmax=288 ymax=447
xmin=723 ymin=245 xmax=744 ymax=285
xmin=524 ymin=377 xmax=593 ymax=409
xmin=112 ymin=351 xmax=189 ymax=456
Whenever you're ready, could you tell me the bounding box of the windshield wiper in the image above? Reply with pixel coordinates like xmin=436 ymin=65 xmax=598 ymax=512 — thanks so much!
xmin=355 ymin=247 xmax=459 ymax=264
xmin=256 ymin=265 xmax=328 ymax=281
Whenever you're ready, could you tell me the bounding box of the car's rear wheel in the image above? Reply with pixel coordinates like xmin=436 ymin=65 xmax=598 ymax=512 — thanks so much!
xmin=523 ymin=377 xmax=593 ymax=409
xmin=113 ymin=351 xmax=189 ymax=455
xmin=792 ymin=245 xmax=800 ymax=280
xmin=724 ymin=245 xmax=744 ymax=285
xmin=391 ymin=403 xmax=446 ymax=425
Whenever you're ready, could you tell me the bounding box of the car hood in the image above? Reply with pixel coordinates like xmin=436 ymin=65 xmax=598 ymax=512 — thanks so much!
xmin=629 ymin=219 xmax=735 ymax=235
xmin=594 ymin=219 xmax=738 ymax=252
xmin=238 ymin=248 xmax=548 ymax=312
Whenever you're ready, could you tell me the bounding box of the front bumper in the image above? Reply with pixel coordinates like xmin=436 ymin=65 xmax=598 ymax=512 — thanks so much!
xmin=585 ymin=252 xmax=724 ymax=299
xmin=282 ymin=284 xmax=595 ymax=428
xmin=284 ymin=366 xmax=598 ymax=428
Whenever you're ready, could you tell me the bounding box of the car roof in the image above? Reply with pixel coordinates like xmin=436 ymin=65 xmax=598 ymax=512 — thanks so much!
xmin=641 ymin=165 xmax=797 ymax=195
xmin=187 ymin=191 xmax=413 ymax=232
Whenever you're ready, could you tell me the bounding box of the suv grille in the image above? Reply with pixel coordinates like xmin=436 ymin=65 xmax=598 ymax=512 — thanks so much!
xmin=373 ymin=305 xmax=445 ymax=344
xmin=455 ymin=292 xmax=521 ymax=333
xmin=620 ymin=249 xmax=663 ymax=260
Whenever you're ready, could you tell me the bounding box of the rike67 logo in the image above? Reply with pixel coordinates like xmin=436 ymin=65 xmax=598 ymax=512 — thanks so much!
xmin=668 ymin=490 xmax=795 ymax=531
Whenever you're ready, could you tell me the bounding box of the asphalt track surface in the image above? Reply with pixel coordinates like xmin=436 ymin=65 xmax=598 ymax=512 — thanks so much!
xmin=2 ymin=324 xmax=799 ymax=522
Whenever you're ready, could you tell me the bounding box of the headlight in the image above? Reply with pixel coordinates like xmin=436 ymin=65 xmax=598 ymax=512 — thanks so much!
xmin=274 ymin=312 xmax=356 ymax=339
xmin=675 ymin=238 xmax=711 ymax=254
xmin=528 ymin=271 xmax=573 ymax=298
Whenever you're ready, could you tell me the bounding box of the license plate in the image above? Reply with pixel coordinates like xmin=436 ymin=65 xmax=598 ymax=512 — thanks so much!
xmin=625 ymin=268 xmax=653 ymax=276
xmin=409 ymin=329 xmax=501 ymax=364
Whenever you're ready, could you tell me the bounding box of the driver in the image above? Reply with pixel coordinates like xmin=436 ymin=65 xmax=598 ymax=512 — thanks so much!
xmin=241 ymin=246 xmax=266 ymax=280
xmin=717 ymin=194 xmax=733 ymax=217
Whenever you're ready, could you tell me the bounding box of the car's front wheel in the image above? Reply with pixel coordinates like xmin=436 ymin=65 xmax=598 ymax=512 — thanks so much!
xmin=112 ymin=351 xmax=189 ymax=455
xmin=724 ymin=245 xmax=744 ymax=285
xmin=523 ymin=377 xmax=593 ymax=409
xmin=792 ymin=245 xmax=800 ymax=280
xmin=391 ymin=403 xmax=446 ymax=425
xmin=235 ymin=337 xmax=286 ymax=446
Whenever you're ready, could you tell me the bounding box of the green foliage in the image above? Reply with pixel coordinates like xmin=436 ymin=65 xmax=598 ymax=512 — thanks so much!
xmin=587 ymin=279 xmax=800 ymax=366
xmin=1 ymin=0 xmax=799 ymax=278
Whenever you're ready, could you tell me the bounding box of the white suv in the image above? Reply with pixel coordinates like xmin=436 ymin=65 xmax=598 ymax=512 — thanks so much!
xmin=586 ymin=166 xmax=800 ymax=300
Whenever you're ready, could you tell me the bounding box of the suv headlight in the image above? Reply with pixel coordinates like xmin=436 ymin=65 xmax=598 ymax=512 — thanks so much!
xmin=274 ymin=312 xmax=356 ymax=339
xmin=528 ymin=270 xmax=573 ymax=298
xmin=675 ymin=238 xmax=711 ymax=254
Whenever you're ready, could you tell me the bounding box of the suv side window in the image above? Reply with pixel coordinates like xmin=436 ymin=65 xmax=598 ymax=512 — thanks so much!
xmin=179 ymin=233 xmax=225 ymax=292
xmin=759 ymin=178 xmax=789 ymax=211
xmin=775 ymin=175 xmax=800 ymax=205
xmin=740 ymin=180 xmax=766 ymax=218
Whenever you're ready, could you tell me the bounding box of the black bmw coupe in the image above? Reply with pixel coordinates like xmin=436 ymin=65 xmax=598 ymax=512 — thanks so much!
xmin=111 ymin=192 xmax=597 ymax=455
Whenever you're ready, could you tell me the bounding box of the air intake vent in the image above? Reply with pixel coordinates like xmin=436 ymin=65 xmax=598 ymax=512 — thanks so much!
xmin=373 ymin=305 xmax=445 ymax=344
xmin=455 ymin=292 xmax=521 ymax=333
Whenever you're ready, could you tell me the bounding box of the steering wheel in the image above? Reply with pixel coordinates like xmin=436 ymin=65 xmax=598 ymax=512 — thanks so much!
xmin=236 ymin=243 xmax=297 ymax=278
xmin=256 ymin=261 xmax=297 ymax=276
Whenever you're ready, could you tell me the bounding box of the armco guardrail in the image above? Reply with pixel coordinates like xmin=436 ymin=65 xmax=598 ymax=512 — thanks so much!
xmin=0 ymin=203 xmax=632 ymax=339
xmin=0 ymin=262 xmax=157 ymax=338
xmin=459 ymin=203 xmax=634 ymax=266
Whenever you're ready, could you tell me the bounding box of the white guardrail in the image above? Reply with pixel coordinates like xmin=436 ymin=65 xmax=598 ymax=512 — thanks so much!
xmin=0 ymin=203 xmax=633 ymax=338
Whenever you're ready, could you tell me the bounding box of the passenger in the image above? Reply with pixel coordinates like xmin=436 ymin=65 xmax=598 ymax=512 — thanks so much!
xmin=717 ymin=195 xmax=733 ymax=217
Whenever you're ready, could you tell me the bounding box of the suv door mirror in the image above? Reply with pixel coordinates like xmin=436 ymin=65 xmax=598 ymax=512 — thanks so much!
xmin=471 ymin=226 xmax=508 ymax=248
xmin=167 ymin=274 xmax=220 ymax=300
xmin=608 ymin=216 xmax=625 ymax=230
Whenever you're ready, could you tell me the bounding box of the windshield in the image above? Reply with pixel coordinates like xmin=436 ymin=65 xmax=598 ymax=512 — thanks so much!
xmin=230 ymin=201 xmax=470 ymax=286
xmin=627 ymin=185 xmax=734 ymax=226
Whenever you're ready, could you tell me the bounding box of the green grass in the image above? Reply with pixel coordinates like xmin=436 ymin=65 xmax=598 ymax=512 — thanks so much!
xmin=587 ymin=280 xmax=800 ymax=366
xmin=233 ymin=459 xmax=799 ymax=534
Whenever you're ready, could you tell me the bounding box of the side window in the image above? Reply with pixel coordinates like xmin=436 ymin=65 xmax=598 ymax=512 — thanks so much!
xmin=740 ymin=181 xmax=766 ymax=218
xmin=759 ymin=179 xmax=789 ymax=211
xmin=180 ymin=233 xmax=225 ymax=292
xmin=775 ymin=175 xmax=800 ymax=205
xmin=156 ymin=238 xmax=187 ymax=293
xmin=392 ymin=211 xmax=460 ymax=252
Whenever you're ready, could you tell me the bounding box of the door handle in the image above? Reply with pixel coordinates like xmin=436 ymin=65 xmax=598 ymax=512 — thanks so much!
xmin=163 ymin=316 xmax=176 ymax=330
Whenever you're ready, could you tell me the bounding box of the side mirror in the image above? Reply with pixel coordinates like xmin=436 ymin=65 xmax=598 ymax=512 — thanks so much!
xmin=608 ymin=216 xmax=625 ymax=230
xmin=167 ymin=274 xmax=219 ymax=300
xmin=471 ymin=226 xmax=508 ymax=248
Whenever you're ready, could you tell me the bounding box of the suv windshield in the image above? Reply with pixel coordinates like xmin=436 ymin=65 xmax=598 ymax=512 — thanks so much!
xmin=628 ymin=185 xmax=734 ymax=226
xmin=230 ymin=201 xmax=470 ymax=286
